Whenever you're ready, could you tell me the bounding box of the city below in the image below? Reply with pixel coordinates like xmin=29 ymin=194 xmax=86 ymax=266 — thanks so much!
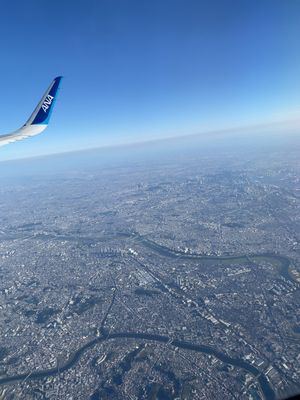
xmin=0 ymin=134 xmax=299 ymax=399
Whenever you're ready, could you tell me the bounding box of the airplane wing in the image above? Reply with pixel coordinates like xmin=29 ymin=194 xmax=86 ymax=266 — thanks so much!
xmin=0 ymin=76 xmax=62 ymax=147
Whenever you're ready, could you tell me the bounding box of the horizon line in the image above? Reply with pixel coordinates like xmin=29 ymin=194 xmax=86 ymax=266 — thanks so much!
xmin=1 ymin=116 xmax=300 ymax=164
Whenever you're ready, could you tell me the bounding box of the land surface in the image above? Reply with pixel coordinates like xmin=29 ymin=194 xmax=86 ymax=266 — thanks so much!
xmin=0 ymin=135 xmax=299 ymax=399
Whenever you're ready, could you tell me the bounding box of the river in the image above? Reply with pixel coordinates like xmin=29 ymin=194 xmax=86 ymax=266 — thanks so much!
xmin=1 ymin=235 xmax=293 ymax=400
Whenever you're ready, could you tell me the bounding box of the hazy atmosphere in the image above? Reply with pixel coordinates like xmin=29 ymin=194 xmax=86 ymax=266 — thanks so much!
xmin=0 ymin=0 xmax=300 ymax=159
xmin=0 ymin=2 xmax=300 ymax=400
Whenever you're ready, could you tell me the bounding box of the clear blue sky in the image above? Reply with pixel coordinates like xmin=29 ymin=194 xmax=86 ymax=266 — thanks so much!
xmin=0 ymin=0 xmax=300 ymax=160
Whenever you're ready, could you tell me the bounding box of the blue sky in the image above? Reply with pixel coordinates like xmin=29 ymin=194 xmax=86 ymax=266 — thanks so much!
xmin=0 ymin=0 xmax=300 ymax=160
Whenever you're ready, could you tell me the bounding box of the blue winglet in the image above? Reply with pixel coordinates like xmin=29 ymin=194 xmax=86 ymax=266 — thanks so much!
xmin=26 ymin=76 xmax=63 ymax=126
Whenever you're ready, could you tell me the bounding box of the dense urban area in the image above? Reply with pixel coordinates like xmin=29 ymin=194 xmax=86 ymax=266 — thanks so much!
xmin=0 ymin=136 xmax=299 ymax=399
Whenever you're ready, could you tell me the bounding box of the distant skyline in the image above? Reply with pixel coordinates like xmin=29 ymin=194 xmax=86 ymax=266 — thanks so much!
xmin=0 ymin=0 xmax=300 ymax=160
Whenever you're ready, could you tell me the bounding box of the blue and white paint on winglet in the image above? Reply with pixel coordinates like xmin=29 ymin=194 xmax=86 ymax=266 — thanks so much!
xmin=0 ymin=76 xmax=62 ymax=147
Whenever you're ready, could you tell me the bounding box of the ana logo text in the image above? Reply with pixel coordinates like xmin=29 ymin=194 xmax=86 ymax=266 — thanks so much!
xmin=42 ymin=95 xmax=54 ymax=112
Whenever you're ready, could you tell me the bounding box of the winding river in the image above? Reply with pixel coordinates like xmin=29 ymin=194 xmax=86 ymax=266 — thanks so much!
xmin=0 ymin=235 xmax=295 ymax=399
xmin=137 ymin=234 xmax=294 ymax=283
xmin=0 ymin=332 xmax=275 ymax=399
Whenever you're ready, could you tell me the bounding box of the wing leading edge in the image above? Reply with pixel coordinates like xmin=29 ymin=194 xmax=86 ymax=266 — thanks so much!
xmin=0 ymin=76 xmax=63 ymax=147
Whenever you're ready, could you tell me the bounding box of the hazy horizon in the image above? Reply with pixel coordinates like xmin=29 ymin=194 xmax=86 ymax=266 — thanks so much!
xmin=0 ymin=1 xmax=299 ymax=160
xmin=1 ymin=116 xmax=299 ymax=163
